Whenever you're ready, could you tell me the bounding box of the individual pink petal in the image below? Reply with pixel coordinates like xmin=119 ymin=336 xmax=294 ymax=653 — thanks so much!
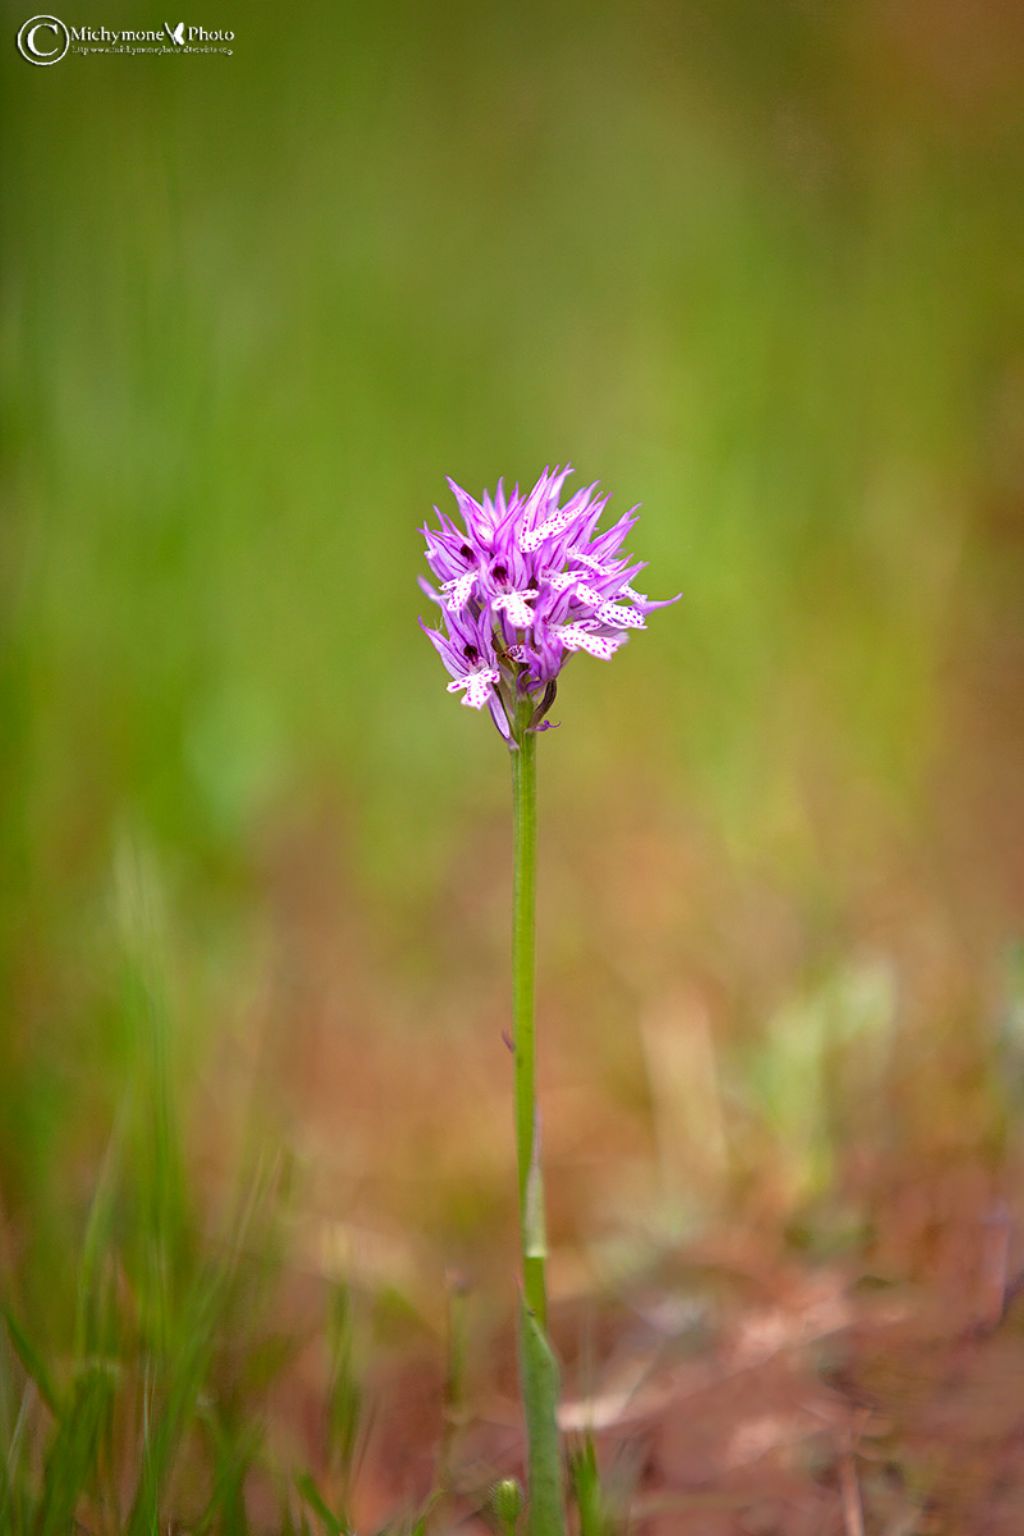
xmin=494 ymin=589 xmax=538 ymax=628
xmin=554 ymin=625 xmax=625 ymax=661
xmin=463 ymin=668 xmax=500 ymax=708
xmin=595 ymin=601 xmax=646 ymax=630
xmin=442 ymin=570 xmax=478 ymax=611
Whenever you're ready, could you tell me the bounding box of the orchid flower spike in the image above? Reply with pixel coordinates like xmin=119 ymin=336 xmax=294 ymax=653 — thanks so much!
xmin=419 ymin=467 xmax=679 ymax=743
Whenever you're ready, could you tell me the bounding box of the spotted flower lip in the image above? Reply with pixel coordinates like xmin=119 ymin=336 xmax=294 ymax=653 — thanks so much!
xmin=419 ymin=466 xmax=679 ymax=742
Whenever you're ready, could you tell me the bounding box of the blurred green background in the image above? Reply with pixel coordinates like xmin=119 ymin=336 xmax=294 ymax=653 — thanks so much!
xmin=2 ymin=0 xmax=1024 ymax=1525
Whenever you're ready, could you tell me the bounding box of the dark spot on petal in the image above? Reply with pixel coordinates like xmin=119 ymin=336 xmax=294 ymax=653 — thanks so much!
xmin=460 ymin=544 xmax=474 ymax=560
xmin=492 ymin=562 xmax=509 ymax=584
xmin=463 ymin=644 xmax=479 ymax=663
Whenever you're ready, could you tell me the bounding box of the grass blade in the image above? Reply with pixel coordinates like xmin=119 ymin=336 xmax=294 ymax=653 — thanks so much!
xmin=2 ymin=1308 xmax=61 ymax=1419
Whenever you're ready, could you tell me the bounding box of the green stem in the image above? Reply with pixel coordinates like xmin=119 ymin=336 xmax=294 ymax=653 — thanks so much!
xmin=511 ymin=700 xmax=565 ymax=1533
xmin=512 ymin=704 xmax=545 ymax=1323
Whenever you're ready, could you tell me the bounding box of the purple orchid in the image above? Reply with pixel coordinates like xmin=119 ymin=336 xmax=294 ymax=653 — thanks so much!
xmin=419 ymin=466 xmax=678 ymax=742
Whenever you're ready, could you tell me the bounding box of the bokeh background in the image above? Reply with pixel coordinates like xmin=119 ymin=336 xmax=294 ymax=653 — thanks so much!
xmin=3 ymin=1 xmax=1024 ymax=1530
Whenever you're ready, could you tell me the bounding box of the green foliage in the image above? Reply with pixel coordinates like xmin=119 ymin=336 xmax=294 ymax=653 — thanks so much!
xmin=326 ymin=1285 xmax=362 ymax=1522
xmin=568 ymin=1438 xmax=614 ymax=1536
xmin=2 ymin=1307 xmax=62 ymax=1421
xmin=4 ymin=2 xmax=1015 ymax=916
xmin=295 ymin=1471 xmax=347 ymax=1536
xmin=0 ymin=855 xmax=296 ymax=1535
xmin=743 ymin=960 xmax=897 ymax=1205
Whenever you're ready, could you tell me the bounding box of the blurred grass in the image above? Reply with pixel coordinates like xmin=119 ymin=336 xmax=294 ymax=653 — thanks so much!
xmin=2 ymin=0 xmax=1023 ymax=1526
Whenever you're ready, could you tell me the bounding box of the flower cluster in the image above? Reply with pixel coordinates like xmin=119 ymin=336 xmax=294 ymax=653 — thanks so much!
xmin=419 ymin=467 xmax=678 ymax=742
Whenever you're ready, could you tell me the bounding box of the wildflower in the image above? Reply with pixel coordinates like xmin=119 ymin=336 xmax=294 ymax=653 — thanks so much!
xmin=418 ymin=471 xmax=678 ymax=1527
xmin=419 ymin=467 xmax=678 ymax=742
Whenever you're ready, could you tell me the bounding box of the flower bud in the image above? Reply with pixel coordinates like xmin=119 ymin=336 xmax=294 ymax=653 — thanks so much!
xmin=492 ymin=1475 xmax=523 ymax=1530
